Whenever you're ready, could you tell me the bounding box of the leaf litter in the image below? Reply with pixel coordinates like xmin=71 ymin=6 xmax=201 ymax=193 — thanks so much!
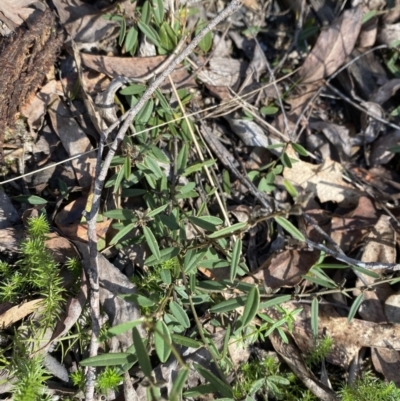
xmin=2 ymin=0 xmax=400 ymax=400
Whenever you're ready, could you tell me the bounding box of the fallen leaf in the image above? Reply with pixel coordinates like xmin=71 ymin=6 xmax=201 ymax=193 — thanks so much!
xmin=48 ymin=98 xmax=96 ymax=188
xmin=81 ymin=53 xmax=196 ymax=88
xmin=299 ymin=6 xmax=363 ymax=84
xmin=0 ymin=299 xmax=43 ymax=328
xmin=283 ymin=156 xmax=360 ymax=206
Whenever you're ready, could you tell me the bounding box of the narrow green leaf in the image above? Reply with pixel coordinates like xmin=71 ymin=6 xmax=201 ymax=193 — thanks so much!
xmin=124 ymin=156 xmax=131 ymax=181
xmin=241 ymin=287 xmax=260 ymax=328
xmin=210 ymin=296 xmax=247 ymax=314
xmin=194 ymin=363 xmax=233 ymax=398
xmin=80 ymin=352 xmax=137 ymax=367
xmin=152 ymin=0 xmax=164 ymax=25
xmin=145 ymin=247 xmax=180 ymax=266
xmin=189 ymin=216 xmax=223 ymax=232
xmin=146 ymin=203 xmax=169 ymax=218
xmin=281 ymin=152 xmax=293 ymax=168
xmin=121 ymin=188 xmax=148 ymax=197
xmin=196 ymin=20 xmax=213 ymax=53
xmin=182 ymin=159 xmax=216 ymax=176
xmin=274 ymin=216 xmax=305 ymax=241
xmin=259 ymin=295 xmax=292 ymax=309
xmin=106 ymin=319 xmax=144 ymax=337
xmin=170 ymin=368 xmax=190 ymax=401
xmin=143 ymin=226 xmax=161 ymax=259
xmin=113 ymin=166 xmax=125 ymax=193
xmin=283 ymin=179 xmax=298 ymax=198
xmin=124 ymin=26 xmax=138 ymax=53
xmin=140 ymin=0 xmax=151 ymax=24
xmin=132 ymin=327 xmax=152 ymax=377
xmin=118 ymin=18 xmax=126 ymax=46
xmin=260 ymin=105 xmax=279 ymax=116
xmin=351 ymin=265 xmax=381 ymax=279
xmin=303 ymin=275 xmax=337 ymax=289
xmin=14 ymin=195 xmax=47 ymax=205
xmin=119 ymin=294 xmax=155 ymax=307
xmin=222 ymin=324 xmax=231 ymax=359
xmin=230 ymin=239 xmax=242 ymax=282
xmin=170 ymin=301 xmax=190 ymax=328
xmin=120 ymin=83 xmax=146 ymax=95
xmin=348 ymin=293 xmax=364 ymax=322
xmin=292 ymin=143 xmax=309 ymax=156
xmin=311 ymin=298 xmax=319 ymax=339
xmin=136 ymin=99 xmax=154 ymax=124
xmin=103 ymin=209 xmax=136 ymax=220
xmin=110 ymin=222 xmax=137 ymax=245
xmin=207 ymin=222 xmax=247 ymax=239
xmin=138 ymin=21 xmax=161 ymax=46
xmin=172 ymin=334 xmax=202 ymax=348
xmin=155 ymin=320 xmax=172 ymax=363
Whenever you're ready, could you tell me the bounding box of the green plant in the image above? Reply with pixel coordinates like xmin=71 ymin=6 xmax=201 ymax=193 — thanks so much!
xmin=96 ymin=366 xmax=123 ymax=395
xmin=305 ymin=335 xmax=334 ymax=367
xmin=0 ymin=214 xmax=65 ymax=329
xmin=8 ymin=338 xmax=51 ymax=401
xmin=339 ymin=371 xmax=400 ymax=401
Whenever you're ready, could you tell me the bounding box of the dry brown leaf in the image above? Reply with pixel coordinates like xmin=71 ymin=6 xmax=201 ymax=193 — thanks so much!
xmin=370 ymin=78 xmax=400 ymax=103
xmin=378 ymin=22 xmax=400 ymax=46
xmin=20 ymin=80 xmax=59 ymax=135
xmin=370 ymin=130 xmax=400 ymax=166
xmin=354 ymin=215 xmax=395 ymax=323
xmin=286 ymin=303 xmax=400 ymax=368
xmin=0 ymin=0 xmax=37 ymax=30
xmin=81 ymin=53 xmax=196 ymax=88
xmin=45 ymin=232 xmax=79 ymax=264
xmin=299 ymin=6 xmax=363 ymax=84
xmin=55 ymin=197 xmax=111 ymax=243
xmin=371 ymin=348 xmax=400 ymax=386
xmin=283 ymin=156 xmax=360 ymax=206
xmin=259 ymin=249 xmax=319 ymax=289
xmin=48 ymin=98 xmax=96 ymax=188
xmin=330 ymin=197 xmax=377 ymax=253
xmin=52 ymin=0 xmax=118 ymax=44
xmin=74 ymin=241 xmax=144 ymax=348
xmin=197 ymin=57 xmax=246 ymax=87
xmin=0 ymin=299 xmax=43 ymax=329
xmin=309 ymin=121 xmax=352 ymax=161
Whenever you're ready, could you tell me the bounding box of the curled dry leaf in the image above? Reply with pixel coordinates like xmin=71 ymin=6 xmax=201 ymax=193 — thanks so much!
xmin=81 ymin=53 xmax=196 ymax=88
xmin=299 ymin=6 xmax=363 ymax=84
